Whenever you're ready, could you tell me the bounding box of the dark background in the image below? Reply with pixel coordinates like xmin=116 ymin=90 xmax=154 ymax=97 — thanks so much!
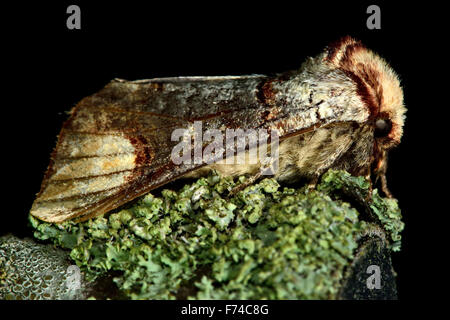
xmin=1 ymin=1 xmax=444 ymax=301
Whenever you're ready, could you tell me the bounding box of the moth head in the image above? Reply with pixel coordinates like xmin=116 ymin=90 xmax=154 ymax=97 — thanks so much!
xmin=325 ymin=36 xmax=406 ymax=150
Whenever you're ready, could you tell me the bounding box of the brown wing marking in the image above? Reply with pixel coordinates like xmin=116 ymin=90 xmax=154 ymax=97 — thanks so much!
xmin=30 ymin=75 xmax=358 ymax=223
xmin=31 ymin=99 xmax=195 ymax=222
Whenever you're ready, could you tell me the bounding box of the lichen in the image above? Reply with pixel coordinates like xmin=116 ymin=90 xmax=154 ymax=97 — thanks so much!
xmin=0 ymin=235 xmax=87 ymax=300
xmin=28 ymin=169 xmax=403 ymax=299
xmin=317 ymin=170 xmax=404 ymax=251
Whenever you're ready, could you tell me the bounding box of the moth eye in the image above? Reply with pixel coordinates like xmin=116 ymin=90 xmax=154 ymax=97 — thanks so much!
xmin=375 ymin=119 xmax=392 ymax=138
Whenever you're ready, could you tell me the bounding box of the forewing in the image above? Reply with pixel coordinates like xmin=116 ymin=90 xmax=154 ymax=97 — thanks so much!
xmin=30 ymin=106 xmax=193 ymax=222
xmin=30 ymin=74 xmax=344 ymax=223
xmin=31 ymin=76 xmax=272 ymax=223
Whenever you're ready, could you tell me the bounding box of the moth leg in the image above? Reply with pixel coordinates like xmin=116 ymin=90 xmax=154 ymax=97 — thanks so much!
xmin=364 ymin=168 xmax=373 ymax=202
xmin=374 ymin=151 xmax=393 ymax=198
xmin=306 ymin=175 xmax=320 ymax=192
xmin=228 ymin=156 xmax=276 ymax=196
xmin=380 ymin=173 xmax=393 ymax=198
xmin=306 ymin=153 xmax=345 ymax=192
xmin=228 ymin=170 xmax=263 ymax=197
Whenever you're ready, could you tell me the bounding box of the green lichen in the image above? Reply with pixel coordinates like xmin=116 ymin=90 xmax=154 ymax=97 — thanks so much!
xmin=29 ymin=169 xmax=403 ymax=299
xmin=317 ymin=170 xmax=404 ymax=251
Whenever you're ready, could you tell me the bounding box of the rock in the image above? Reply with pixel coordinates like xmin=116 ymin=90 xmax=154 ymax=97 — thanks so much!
xmin=340 ymin=229 xmax=397 ymax=299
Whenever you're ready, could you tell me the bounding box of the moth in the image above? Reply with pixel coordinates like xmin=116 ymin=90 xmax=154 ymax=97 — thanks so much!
xmin=31 ymin=36 xmax=406 ymax=223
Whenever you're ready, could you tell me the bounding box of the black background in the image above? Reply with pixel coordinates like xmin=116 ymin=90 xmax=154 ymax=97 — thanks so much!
xmin=1 ymin=1 xmax=445 ymax=302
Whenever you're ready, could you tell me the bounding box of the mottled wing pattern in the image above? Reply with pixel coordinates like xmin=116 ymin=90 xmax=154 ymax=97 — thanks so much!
xmin=31 ymin=106 xmax=190 ymax=223
xmin=31 ymin=75 xmax=278 ymax=223
xmin=31 ymin=71 xmax=371 ymax=223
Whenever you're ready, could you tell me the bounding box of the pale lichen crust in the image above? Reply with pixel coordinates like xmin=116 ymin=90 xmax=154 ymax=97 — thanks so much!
xmin=0 ymin=235 xmax=87 ymax=300
xmin=29 ymin=169 xmax=403 ymax=299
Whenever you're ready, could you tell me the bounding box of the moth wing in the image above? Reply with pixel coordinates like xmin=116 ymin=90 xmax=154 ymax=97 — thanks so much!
xmin=30 ymin=110 xmax=197 ymax=222
xmin=31 ymin=74 xmax=335 ymax=223
xmin=31 ymin=75 xmax=271 ymax=223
